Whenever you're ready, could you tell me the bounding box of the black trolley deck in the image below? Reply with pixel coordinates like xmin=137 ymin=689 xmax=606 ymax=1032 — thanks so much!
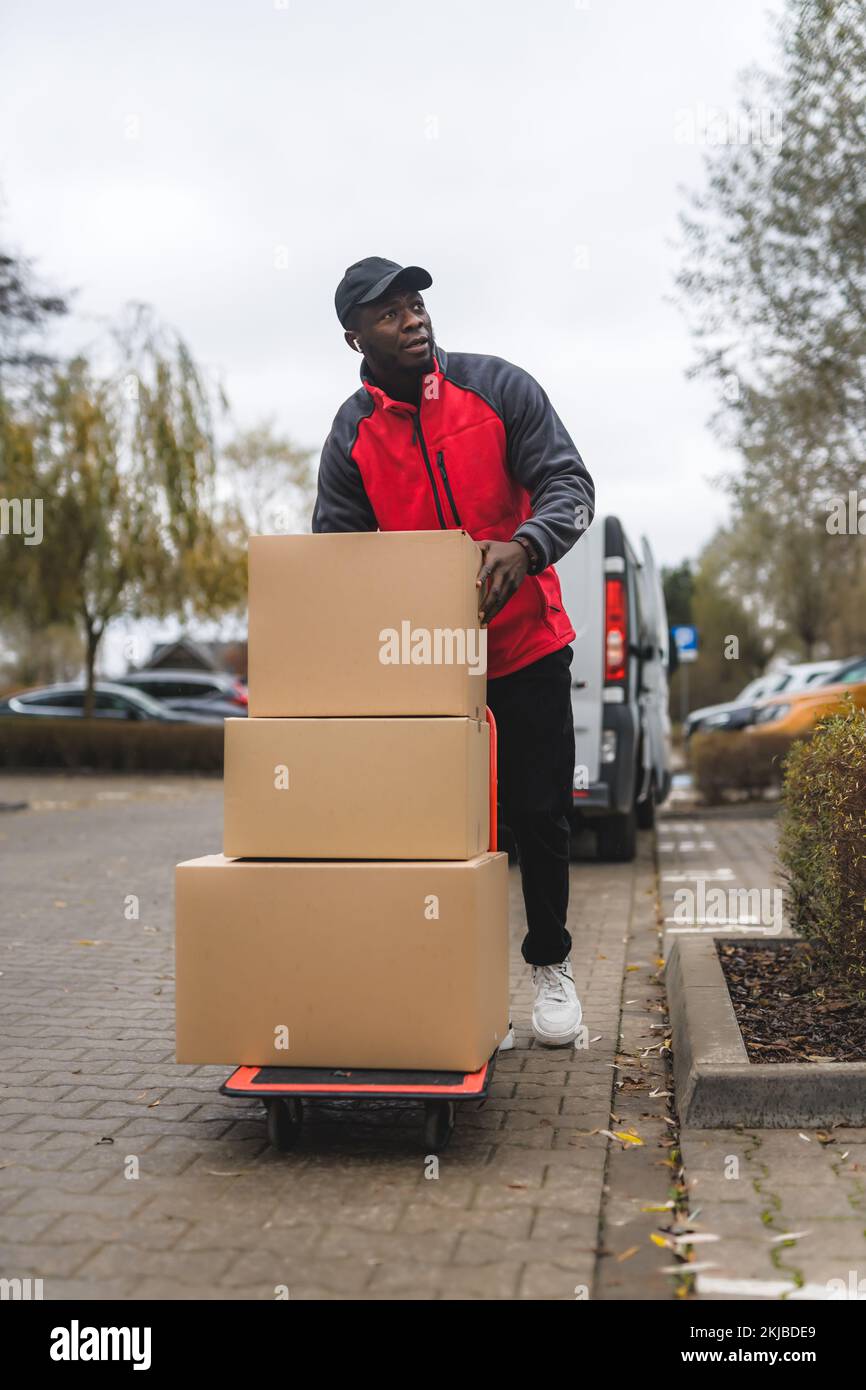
xmin=220 ymin=1054 xmax=499 ymax=1152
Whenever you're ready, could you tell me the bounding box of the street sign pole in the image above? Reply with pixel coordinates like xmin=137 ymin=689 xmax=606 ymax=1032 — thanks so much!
xmin=671 ymin=626 xmax=698 ymax=729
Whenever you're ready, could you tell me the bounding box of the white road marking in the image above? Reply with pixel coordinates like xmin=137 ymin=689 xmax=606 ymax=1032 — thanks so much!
xmin=662 ymin=870 xmax=735 ymax=882
xmin=664 ymin=916 xmax=763 ymax=925
xmin=696 ymin=1275 xmax=860 ymax=1300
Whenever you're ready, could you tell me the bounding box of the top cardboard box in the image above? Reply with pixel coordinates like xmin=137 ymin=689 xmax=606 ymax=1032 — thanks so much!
xmin=248 ymin=530 xmax=487 ymax=718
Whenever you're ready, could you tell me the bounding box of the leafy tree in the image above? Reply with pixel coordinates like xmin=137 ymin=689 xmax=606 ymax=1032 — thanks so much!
xmin=0 ymin=238 xmax=70 ymax=381
xmin=0 ymin=306 xmax=247 ymax=714
xmin=668 ymin=531 xmax=767 ymax=714
xmin=677 ymin=0 xmax=866 ymax=656
xmin=222 ymin=421 xmax=316 ymax=536
xmin=662 ymin=560 xmax=694 ymax=628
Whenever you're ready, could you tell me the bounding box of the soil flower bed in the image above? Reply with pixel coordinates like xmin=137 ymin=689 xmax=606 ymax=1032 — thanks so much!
xmin=717 ymin=940 xmax=866 ymax=1064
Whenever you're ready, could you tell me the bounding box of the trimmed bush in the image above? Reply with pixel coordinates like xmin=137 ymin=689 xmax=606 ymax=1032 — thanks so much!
xmin=778 ymin=699 xmax=866 ymax=992
xmin=689 ymin=730 xmax=796 ymax=805
xmin=0 ymin=716 xmax=223 ymax=773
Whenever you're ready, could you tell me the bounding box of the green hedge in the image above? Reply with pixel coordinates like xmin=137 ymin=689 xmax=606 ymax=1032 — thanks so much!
xmin=689 ymin=730 xmax=797 ymax=805
xmin=778 ymin=700 xmax=866 ymax=991
xmin=0 ymin=716 xmax=223 ymax=773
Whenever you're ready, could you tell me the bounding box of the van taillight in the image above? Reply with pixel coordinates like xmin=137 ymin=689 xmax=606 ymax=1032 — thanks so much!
xmin=605 ymin=577 xmax=627 ymax=682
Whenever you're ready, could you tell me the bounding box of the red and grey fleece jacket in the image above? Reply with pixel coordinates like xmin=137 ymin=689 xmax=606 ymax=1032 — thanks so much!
xmin=311 ymin=345 xmax=595 ymax=680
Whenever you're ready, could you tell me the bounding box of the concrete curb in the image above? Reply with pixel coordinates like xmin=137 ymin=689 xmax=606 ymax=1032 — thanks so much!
xmin=669 ymin=935 xmax=866 ymax=1128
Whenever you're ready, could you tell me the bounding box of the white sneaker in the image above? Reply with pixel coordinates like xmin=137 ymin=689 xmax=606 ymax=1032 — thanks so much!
xmin=497 ymin=1021 xmax=516 ymax=1052
xmin=531 ymin=959 xmax=582 ymax=1046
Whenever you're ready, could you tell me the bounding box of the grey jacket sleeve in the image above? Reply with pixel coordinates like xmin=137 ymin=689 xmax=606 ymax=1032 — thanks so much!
xmin=310 ymin=418 xmax=378 ymax=534
xmin=501 ymin=366 xmax=594 ymax=570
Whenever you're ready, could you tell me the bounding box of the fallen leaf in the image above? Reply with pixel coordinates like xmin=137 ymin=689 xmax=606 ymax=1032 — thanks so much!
xmin=650 ymin=1232 xmax=672 ymax=1248
xmin=75 ymin=939 xmax=103 ymax=947
xmin=641 ymin=1202 xmax=675 ymax=1212
xmin=615 ymin=1245 xmax=640 ymax=1263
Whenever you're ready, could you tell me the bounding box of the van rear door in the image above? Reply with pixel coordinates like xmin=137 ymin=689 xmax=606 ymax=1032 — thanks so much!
xmin=639 ymin=536 xmax=673 ymax=801
xmin=555 ymin=521 xmax=602 ymax=786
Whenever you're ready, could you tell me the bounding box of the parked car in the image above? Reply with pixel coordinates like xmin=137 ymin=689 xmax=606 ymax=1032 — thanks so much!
xmin=162 ymin=697 xmax=247 ymax=721
xmin=113 ymin=668 xmax=248 ymax=709
xmin=747 ymin=655 xmax=866 ymax=738
xmin=0 ymin=681 xmax=214 ymax=723
xmin=684 ymin=660 xmax=845 ymax=740
xmin=555 ymin=515 xmax=673 ymax=862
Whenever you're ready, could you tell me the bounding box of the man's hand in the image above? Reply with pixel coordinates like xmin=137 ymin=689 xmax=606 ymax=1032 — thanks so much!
xmin=476 ymin=540 xmax=530 ymax=626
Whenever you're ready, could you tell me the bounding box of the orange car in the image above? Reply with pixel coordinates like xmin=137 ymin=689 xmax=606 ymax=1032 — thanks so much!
xmin=747 ymin=655 xmax=866 ymax=737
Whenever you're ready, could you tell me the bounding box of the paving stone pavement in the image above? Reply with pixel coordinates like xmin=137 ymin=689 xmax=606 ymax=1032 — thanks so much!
xmin=657 ymin=806 xmax=866 ymax=1300
xmin=1 ymin=771 xmax=679 ymax=1302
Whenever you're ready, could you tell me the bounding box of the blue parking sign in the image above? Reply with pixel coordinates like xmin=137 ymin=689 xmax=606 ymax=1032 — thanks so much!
xmin=672 ymin=625 xmax=698 ymax=663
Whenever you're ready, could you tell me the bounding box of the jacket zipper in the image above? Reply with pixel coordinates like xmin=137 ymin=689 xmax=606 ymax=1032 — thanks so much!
xmin=412 ymin=414 xmax=447 ymax=528
xmin=436 ymin=451 xmax=462 ymax=526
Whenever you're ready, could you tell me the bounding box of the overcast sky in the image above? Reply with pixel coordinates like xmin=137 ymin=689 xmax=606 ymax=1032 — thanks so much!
xmin=1 ymin=0 xmax=781 ymax=665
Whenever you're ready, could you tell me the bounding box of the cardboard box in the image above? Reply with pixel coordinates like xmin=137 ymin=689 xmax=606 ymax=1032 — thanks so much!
xmin=223 ymin=716 xmax=489 ymax=860
xmin=175 ymin=851 xmax=509 ymax=1070
xmin=248 ymin=530 xmax=486 ymax=717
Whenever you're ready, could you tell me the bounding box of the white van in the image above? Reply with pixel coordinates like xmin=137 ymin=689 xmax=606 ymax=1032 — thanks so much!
xmin=556 ymin=515 xmax=673 ymax=861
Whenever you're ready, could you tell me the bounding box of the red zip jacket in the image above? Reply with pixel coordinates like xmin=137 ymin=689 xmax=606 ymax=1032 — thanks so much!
xmin=311 ymin=345 xmax=595 ymax=679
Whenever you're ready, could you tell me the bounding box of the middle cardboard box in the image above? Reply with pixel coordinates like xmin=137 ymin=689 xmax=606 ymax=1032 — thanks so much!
xmin=223 ymin=714 xmax=490 ymax=860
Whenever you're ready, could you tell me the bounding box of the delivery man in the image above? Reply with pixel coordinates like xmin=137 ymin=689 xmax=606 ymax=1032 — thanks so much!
xmin=312 ymin=257 xmax=595 ymax=1047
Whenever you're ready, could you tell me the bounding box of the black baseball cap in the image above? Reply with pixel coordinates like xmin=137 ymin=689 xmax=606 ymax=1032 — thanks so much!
xmin=335 ymin=257 xmax=432 ymax=329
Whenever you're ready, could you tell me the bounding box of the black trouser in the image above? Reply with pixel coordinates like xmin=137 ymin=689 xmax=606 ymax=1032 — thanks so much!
xmin=485 ymin=643 xmax=575 ymax=967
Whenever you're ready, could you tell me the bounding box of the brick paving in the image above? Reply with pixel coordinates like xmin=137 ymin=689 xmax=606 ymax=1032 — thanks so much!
xmin=1 ymin=771 xmax=676 ymax=1301
xmin=658 ymin=806 xmax=866 ymax=1300
xmin=8 ymin=774 xmax=857 ymax=1301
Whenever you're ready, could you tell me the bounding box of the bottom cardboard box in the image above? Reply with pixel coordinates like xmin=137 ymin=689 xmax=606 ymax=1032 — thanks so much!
xmin=175 ymin=852 xmax=509 ymax=1071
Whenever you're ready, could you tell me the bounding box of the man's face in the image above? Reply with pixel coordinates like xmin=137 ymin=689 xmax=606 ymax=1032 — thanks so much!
xmin=347 ymin=286 xmax=434 ymax=374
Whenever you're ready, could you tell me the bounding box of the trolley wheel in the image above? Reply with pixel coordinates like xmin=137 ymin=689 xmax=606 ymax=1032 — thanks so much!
xmin=266 ymin=1097 xmax=304 ymax=1151
xmin=423 ymin=1099 xmax=455 ymax=1153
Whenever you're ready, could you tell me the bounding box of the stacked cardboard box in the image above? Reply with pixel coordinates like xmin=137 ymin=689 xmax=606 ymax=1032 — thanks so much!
xmin=175 ymin=530 xmax=510 ymax=1071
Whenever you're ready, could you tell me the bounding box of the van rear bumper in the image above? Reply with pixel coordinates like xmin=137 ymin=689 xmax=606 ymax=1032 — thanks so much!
xmin=572 ymin=705 xmax=638 ymax=819
xmin=572 ymin=785 xmax=610 ymax=811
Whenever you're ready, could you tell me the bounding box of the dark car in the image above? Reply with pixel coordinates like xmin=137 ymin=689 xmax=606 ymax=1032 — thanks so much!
xmin=114 ymin=669 xmax=248 ymax=710
xmin=0 ymin=681 xmax=214 ymax=723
